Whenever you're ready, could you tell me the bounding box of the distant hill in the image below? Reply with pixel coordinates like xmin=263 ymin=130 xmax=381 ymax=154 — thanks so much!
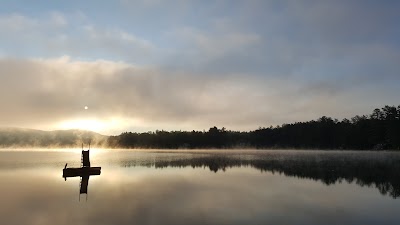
xmin=0 ymin=128 xmax=107 ymax=148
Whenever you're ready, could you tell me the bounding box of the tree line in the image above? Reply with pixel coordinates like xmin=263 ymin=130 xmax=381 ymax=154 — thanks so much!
xmin=107 ymin=105 xmax=400 ymax=150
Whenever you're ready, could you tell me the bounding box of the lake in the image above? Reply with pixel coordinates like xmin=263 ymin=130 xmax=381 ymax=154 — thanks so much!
xmin=1 ymin=149 xmax=400 ymax=225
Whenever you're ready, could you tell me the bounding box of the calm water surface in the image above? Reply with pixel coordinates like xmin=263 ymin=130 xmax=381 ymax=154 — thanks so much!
xmin=1 ymin=149 xmax=400 ymax=225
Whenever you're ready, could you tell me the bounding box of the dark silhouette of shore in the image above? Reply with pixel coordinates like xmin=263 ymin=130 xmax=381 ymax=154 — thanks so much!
xmin=1 ymin=105 xmax=399 ymax=150
xmin=108 ymin=105 xmax=400 ymax=150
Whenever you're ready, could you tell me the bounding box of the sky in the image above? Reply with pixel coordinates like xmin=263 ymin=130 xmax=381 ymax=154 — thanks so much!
xmin=0 ymin=0 xmax=399 ymax=135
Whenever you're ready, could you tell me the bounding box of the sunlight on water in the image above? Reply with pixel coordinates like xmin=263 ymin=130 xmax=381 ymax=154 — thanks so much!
xmin=0 ymin=150 xmax=400 ymax=225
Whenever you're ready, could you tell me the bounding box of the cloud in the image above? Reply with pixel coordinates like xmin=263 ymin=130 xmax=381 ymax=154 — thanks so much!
xmin=151 ymin=0 xmax=399 ymax=76
xmin=0 ymin=1 xmax=399 ymax=134
xmin=1 ymin=1 xmax=399 ymax=76
xmin=172 ymin=27 xmax=260 ymax=59
xmin=0 ymin=57 xmax=274 ymax=133
xmin=0 ymin=12 xmax=156 ymax=63
xmin=286 ymin=0 xmax=400 ymax=44
xmin=0 ymin=13 xmax=38 ymax=31
xmin=0 ymin=12 xmax=68 ymax=31
xmin=78 ymin=25 xmax=155 ymax=58
xmin=49 ymin=11 xmax=68 ymax=27
xmin=0 ymin=56 xmax=399 ymax=135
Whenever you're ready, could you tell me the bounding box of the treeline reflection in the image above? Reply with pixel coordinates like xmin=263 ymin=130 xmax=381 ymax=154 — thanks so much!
xmin=119 ymin=154 xmax=400 ymax=198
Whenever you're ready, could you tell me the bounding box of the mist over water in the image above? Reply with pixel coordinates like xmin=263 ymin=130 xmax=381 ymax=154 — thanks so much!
xmin=1 ymin=150 xmax=400 ymax=225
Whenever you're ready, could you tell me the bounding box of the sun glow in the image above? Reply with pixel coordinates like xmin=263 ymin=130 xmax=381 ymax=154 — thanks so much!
xmin=59 ymin=119 xmax=107 ymax=132
xmin=56 ymin=117 xmax=146 ymax=135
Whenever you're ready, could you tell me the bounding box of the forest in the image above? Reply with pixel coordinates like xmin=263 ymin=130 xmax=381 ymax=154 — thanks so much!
xmin=107 ymin=105 xmax=400 ymax=150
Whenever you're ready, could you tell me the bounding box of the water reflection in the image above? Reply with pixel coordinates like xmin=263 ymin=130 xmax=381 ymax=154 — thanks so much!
xmin=116 ymin=152 xmax=400 ymax=198
xmin=1 ymin=150 xmax=400 ymax=225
